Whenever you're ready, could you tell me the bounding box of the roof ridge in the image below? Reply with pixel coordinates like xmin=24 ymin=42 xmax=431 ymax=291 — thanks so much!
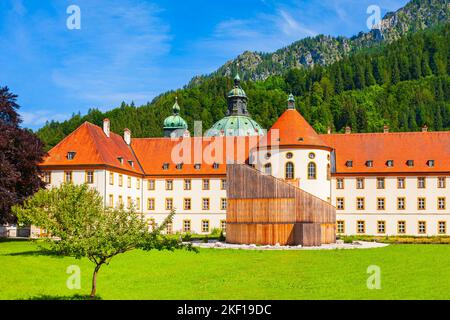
xmin=322 ymin=131 xmax=450 ymax=136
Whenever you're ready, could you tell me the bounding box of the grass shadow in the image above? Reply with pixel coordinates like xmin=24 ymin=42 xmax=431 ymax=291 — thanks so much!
xmin=3 ymin=247 xmax=65 ymax=258
xmin=26 ymin=294 xmax=102 ymax=300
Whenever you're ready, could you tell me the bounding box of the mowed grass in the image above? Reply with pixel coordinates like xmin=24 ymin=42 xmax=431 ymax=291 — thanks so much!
xmin=1 ymin=240 xmax=450 ymax=300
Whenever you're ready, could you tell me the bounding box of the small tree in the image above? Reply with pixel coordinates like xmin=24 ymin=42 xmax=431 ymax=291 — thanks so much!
xmin=13 ymin=183 xmax=195 ymax=298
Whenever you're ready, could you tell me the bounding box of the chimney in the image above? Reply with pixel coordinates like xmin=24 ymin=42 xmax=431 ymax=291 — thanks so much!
xmin=422 ymin=125 xmax=428 ymax=132
xmin=124 ymin=128 xmax=131 ymax=145
xmin=103 ymin=119 xmax=110 ymax=138
xmin=383 ymin=125 xmax=389 ymax=133
xmin=327 ymin=127 xmax=331 ymax=134
xmin=345 ymin=126 xmax=351 ymax=134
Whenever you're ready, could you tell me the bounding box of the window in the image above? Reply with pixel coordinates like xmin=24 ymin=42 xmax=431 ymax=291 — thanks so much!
xmin=85 ymin=171 xmax=94 ymax=184
xmin=109 ymin=172 xmax=114 ymax=185
xmin=265 ymin=153 xmax=271 ymax=159
xmin=136 ymin=178 xmax=140 ymax=190
xmin=166 ymin=179 xmax=173 ymax=190
xmin=327 ymin=164 xmax=331 ymax=181
xmin=128 ymin=160 xmax=134 ymax=168
xmin=148 ymin=179 xmax=155 ymax=190
xmin=108 ymin=194 xmax=114 ymax=208
xmin=118 ymin=195 xmax=123 ymax=206
xmin=386 ymin=160 xmax=394 ymax=167
xmin=221 ymin=179 xmax=227 ymax=190
xmin=417 ymin=177 xmax=426 ymax=189
xmin=194 ymin=163 xmax=201 ymax=170
xmin=67 ymin=151 xmax=76 ymax=160
xmin=438 ymin=177 xmax=446 ymax=189
xmin=184 ymin=179 xmax=191 ymax=190
xmin=119 ymin=174 xmax=123 ymax=187
xmin=427 ymin=160 xmax=435 ymax=167
xmin=357 ymin=221 xmax=365 ymax=234
xmin=286 ymin=152 xmax=293 ymax=159
xmin=127 ymin=197 xmax=132 ymax=209
xmin=418 ymin=197 xmax=426 ymax=210
xmin=176 ymin=163 xmax=183 ymax=170
xmin=397 ymin=221 xmax=406 ymax=234
xmin=165 ymin=198 xmax=173 ymax=210
xmin=406 ymin=160 xmax=414 ymax=167
xmin=356 ymin=197 xmax=365 ymax=210
xmin=147 ymin=198 xmax=155 ymax=211
xmin=366 ymin=160 xmax=373 ymax=168
xmin=183 ymin=220 xmax=191 ymax=233
xmin=397 ymin=178 xmax=405 ymax=189
xmin=264 ymin=163 xmax=272 ymax=175
xmin=163 ymin=163 xmax=169 ymax=170
xmin=221 ymin=198 xmax=227 ymax=210
xmin=418 ymin=221 xmax=426 ymax=234
xmin=285 ymin=162 xmax=294 ymax=180
xmin=345 ymin=160 xmax=353 ymax=168
xmin=308 ymin=152 xmax=315 ymax=159
xmin=377 ymin=221 xmax=386 ymax=234
xmin=166 ymin=222 xmax=173 ymax=235
xmin=183 ymin=198 xmax=191 ymax=210
xmin=337 ymin=221 xmax=345 ymax=234
xmin=201 ymin=220 xmax=210 ymax=233
xmin=307 ymin=162 xmax=317 ymax=180
xmin=43 ymin=171 xmax=52 ymax=184
xmin=356 ymin=178 xmax=364 ymax=189
xmin=438 ymin=221 xmax=446 ymax=235
xmin=202 ymin=198 xmax=210 ymax=210
xmin=377 ymin=198 xmax=385 ymax=210
xmin=336 ymin=198 xmax=345 ymax=210
xmin=64 ymin=171 xmax=72 ymax=183
xmin=147 ymin=218 xmax=156 ymax=231
xmin=127 ymin=176 xmax=131 ymax=188
xmin=397 ymin=197 xmax=406 ymax=210
xmin=202 ymin=179 xmax=210 ymax=190
xmin=220 ymin=220 xmax=227 ymax=232
xmin=377 ymin=177 xmax=385 ymax=189
xmin=213 ymin=163 xmax=219 ymax=169
xmin=136 ymin=197 xmax=140 ymax=210
xmin=117 ymin=157 xmax=124 ymax=165
xmin=336 ymin=178 xmax=344 ymax=190
xmin=438 ymin=197 xmax=446 ymax=210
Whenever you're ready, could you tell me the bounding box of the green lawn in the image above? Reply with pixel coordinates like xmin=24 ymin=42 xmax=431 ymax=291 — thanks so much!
xmin=1 ymin=240 xmax=449 ymax=300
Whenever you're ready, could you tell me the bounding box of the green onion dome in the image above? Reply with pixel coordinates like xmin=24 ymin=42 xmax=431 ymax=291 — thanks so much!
xmin=227 ymin=74 xmax=247 ymax=98
xmin=205 ymin=115 xmax=265 ymax=137
xmin=163 ymin=98 xmax=188 ymax=130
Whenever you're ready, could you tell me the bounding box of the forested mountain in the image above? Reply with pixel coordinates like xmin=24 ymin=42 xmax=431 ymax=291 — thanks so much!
xmin=189 ymin=0 xmax=449 ymax=84
xmin=36 ymin=23 xmax=450 ymax=151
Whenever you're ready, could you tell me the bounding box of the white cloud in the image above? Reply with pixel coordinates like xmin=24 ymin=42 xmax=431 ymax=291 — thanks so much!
xmin=21 ymin=110 xmax=69 ymax=127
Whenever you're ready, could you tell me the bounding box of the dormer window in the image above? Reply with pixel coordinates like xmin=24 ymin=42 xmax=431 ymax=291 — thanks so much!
xmin=117 ymin=157 xmax=124 ymax=165
xmin=213 ymin=163 xmax=219 ymax=169
xmin=366 ymin=160 xmax=373 ymax=168
xmin=67 ymin=151 xmax=76 ymax=160
xmin=407 ymin=160 xmax=414 ymax=167
xmin=162 ymin=163 xmax=169 ymax=170
xmin=194 ymin=163 xmax=201 ymax=170
xmin=128 ymin=160 xmax=134 ymax=167
xmin=427 ymin=160 xmax=435 ymax=167
xmin=176 ymin=163 xmax=183 ymax=170
xmin=346 ymin=160 xmax=353 ymax=168
xmin=386 ymin=160 xmax=394 ymax=167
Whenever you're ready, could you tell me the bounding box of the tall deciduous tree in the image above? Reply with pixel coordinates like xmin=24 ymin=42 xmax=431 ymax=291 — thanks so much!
xmin=0 ymin=86 xmax=46 ymax=224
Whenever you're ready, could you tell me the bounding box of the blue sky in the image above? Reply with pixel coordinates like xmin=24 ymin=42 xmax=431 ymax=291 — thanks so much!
xmin=0 ymin=0 xmax=409 ymax=130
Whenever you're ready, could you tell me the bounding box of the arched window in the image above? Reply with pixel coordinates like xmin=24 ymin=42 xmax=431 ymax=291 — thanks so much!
xmin=285 ymin=162 xmax=295 ymax=180
xmin=264 ymin=163 xmax=272 ymax=175
xmin=308 ymin=162 xmax=317 ymax=180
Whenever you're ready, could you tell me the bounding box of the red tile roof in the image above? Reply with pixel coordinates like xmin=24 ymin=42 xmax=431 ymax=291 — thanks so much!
xmin=41 ymin=122 xmax=143 ymax=174
xmin=260 ymin=109 xmax=331 ymax=150
xmin=321 ymin=131 xmax=450 ymax=174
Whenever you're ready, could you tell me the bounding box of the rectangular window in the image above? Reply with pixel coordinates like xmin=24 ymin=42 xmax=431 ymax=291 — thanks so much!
xmin=183 ymin=220 xmax=191 ymax=233
xmin=166 ymin=222 xmax=173 ymax=235
xmin=202 ymin=179 xmax=210 ymax=190
xmin=397 ymin=177 xmax=405 ymax=189
xmin=109 ymin=172 xmax=114 ymax=185
xmin=438 ymin=177 xmax=446 ymax=189
xmin=166 ymin=179 xmax=173 ymax=191
xmin=127 ymin=177 xmax=131 ymax=188
xmin=165 ymin=198 xmax=173 ymax=210
xmin=397 ymin=197 xmax=406 ymax=210
xmin=397 ymin=221 xmax=406 ymax=234
xmin=377 ymin=177 xmax=385 ymax=189
xmin=418 ymin=197 xmax=426 ymax=210
xmin=438 ymin=221 xmax=446 ymax=235
xmin=147 ymin=179 xmax=155 ymax=190
xmin=356 ymin=178 xmax=364 ymax=189
xmin=108 ymin=194 xmax=114 ymax=208
xmin=85 ymin=171 xmax=94 ymax=184
xmin=43 ymin=171 xmax=52 ymax=184
xmin=147 ymin=198 xmax=155 ymax=211
xmin=337 ymin=221 xmax=345 ymax=234
xmin=336 ymin=178 xmax=344 ymax=190
xmin=119 ymin=174 xmax=123 ymax=187
xmin=220 ymin=220 xmax=227 ymax=232
xmin=336 ymin=198 xmax=345 ymax=210
xmin=202 ymin=198 xmax=210 ymax=210
xmin=377 ymin=197 xmax=385 ymax=210
xmin=127 ymin=196 xmax=132 ymax=209
xmin=418 ymin=221 xmax=426 ymax=234
xmin=136 ymin=178 xmax=140 ymax=190
xmin=377 ymin=221 xmax=386 ymax=234
xmin=136 ymin=197 xmax=140 ymax=210
xmin=221 ymin=179 xmax=227 ymax=190
xmin=356 ymin=197 xmax=365 ymax=210
xmin=64 ymin=171 xmax=72 ymax=183
xmin=201 ymin=220 xmax=210 ymax=233
xmin=183 ymin=198 xmax=191 ymax=210
xmin=357 ymin=221 xmax=365 ymax=234
xmin=221 ymin=198 xmax=227 ymax=210
xmin=417 ymin=177 xmax=426 ymax=189
xmin=184 ymin=179 xmax=191 ymax=190
xmin=438 ymin=197 xmax=446 ymax=210
xmin=118 ymin=195 xmax=123 ymax=206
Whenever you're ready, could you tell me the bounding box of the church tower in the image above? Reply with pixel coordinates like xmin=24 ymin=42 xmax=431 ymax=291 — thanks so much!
xmin=163 ymin=97 xmax=189 ymax=138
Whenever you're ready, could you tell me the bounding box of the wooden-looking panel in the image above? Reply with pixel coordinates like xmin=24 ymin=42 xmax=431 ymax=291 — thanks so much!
xmin=226 ymin=223 xmax=297 ymax=246
xmin=320 ymin=223 xmax=336 ymax=244
xmin=227 ymin=198 xmax=295 ymax=223
xmin=295 ymin=223 xmax=321 ymax=247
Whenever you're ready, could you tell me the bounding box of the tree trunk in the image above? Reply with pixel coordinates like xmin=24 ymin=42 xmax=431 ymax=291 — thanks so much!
xmin=90 ymin=264 xmax=102 ymax=298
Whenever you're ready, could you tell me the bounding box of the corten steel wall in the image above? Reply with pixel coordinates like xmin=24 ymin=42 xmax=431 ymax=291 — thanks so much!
xmin=226 ymin=164 xmax=336 ymax=246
